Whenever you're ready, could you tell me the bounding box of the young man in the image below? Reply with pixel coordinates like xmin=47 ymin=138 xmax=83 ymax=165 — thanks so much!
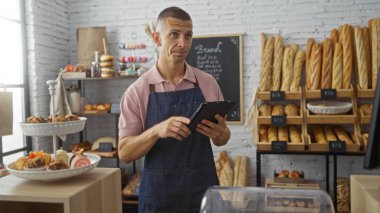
xmin=118 ymin=6 xmax=231 ymax=212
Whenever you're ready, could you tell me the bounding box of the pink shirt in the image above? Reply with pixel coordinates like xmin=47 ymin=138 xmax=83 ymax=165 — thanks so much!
xmin=119 ymin=62 xmax=224 ymax=137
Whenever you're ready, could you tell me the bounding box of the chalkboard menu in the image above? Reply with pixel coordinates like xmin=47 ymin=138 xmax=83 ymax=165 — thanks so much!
xmin=186 ymin=34 xmax=243 ymax=123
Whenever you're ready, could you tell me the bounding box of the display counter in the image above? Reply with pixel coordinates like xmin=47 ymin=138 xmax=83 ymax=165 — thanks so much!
xmin=351 ymin=175 xmax=380 ymax=213
xmin=0 ymin=167 xmax=122 ymax=213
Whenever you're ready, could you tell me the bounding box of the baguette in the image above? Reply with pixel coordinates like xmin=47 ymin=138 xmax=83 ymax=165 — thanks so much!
xmin=259 ymin=126 xmax=269 ymax=142
xmin=332 ymin=43 xmax=343 ymax=89
xmin=259 ymin=33 xmax=267 ymax=91
xmin=233 ymin=156 xmax=248 ymax=187
xmin=323 ymin=126 xmax=337 ymax=141
xmin=281 ymin=45 xmax=298 ymax=91
xmin=310 ymin=43 xmax=322 ymax=90
xmin=340 ymin=24 xmax=353 ymax=89
xmin=290 ymin=50 xmax=305 ymax=91
xmin=272 ymin=35 xmax=284 ymax=91
xmin=354 ymin=26 xmax=369 ymax=89
xmin=306 ymin=38 xmax=315 ymax=90
xmin=331 ymin=28 xmax=340 ymax=48
xmin=333 ymin=126 xmax=353 ymax=144
xmin=369 ymin=18 xmax=380 ymax=89
xmin=321 ymin=38 xmax=333 ymax=89
xmin=312 ymin=125 xmax=327 ymax=144
xmin=268 ymin=126 xmax=278 ymax=142
xmin=259 ymin=35 xmax=274 ymax=91
xmin=278 ymin=126 xmax=289 ymax=142
xmin=220 ymin=161 xmax=234 ymax=186
xmin=215 ymin=151 xmax=231 ymax=178
xmin=362 ymin=27 xmax=371 ymax=88
xmin=289 ymin=125 xmax=302 ymax=143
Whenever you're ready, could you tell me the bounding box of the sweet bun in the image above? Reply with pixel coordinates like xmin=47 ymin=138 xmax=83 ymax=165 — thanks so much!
xmin=101 ymin=67 xmax=114 ymax=73
xmin=100 ymin=61 xmax=113 ymax=68
xmin=100 ymin=54 xmax=114 ymax=62
xmin=101 ymin=71 xmax=115 ymax=78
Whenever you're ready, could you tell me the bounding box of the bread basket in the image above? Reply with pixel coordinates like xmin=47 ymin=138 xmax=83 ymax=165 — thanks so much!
xmin=307 ymin=101 xmax=352 ymax=115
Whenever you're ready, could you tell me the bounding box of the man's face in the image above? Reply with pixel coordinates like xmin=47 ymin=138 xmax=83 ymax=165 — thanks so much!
xmin=156 ymin=17 xmax=193 ymax=63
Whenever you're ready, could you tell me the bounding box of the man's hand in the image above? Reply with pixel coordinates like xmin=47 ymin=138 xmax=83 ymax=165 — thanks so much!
xmin=195 ymin=114 xmax=231 ymax=146
xmin=153 ymin=116 xmax=191 ymax=141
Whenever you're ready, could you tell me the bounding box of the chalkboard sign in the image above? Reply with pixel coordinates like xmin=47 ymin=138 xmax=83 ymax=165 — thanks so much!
xmin=186 ymin=34 xmax=243 ymax=123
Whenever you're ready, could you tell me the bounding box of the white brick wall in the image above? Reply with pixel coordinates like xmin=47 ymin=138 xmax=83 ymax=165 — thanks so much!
xmin=27 ymin=0 xmax=380 ymax=187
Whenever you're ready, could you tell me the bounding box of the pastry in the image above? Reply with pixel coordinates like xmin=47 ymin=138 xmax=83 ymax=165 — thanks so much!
xmin=259 ymin=35 xmax=274 ymax=91
xmin=321 ymin=38 xmax=333 ymax=89
xmin=310 ymin=43 xmax=322 ymax=90
xmin=272 ymin=35 xmax=283 ymax=91
xmin=26 ymin=116 xmax=47 ymax=123
xmin=284 ymin=104 xmax=299 ymax=116
xmin=259 ymin=104 xmax=272 ymax=116
xmin=359 ymin=104 xmax=373 ymax=116
xmin=333 ymin=126 xmax=353 ymax=144
xmin=323 ymin=126 xmax=337 ymax=141
xmin=55 ymin=150 xmax=69 ymax=166
xmin=278 ymin=126 xmax=289 ymax=142
xmin=65 ymin=114 xmax=79 ymax=121
xmin=332 ymin=43 xmax=343 ymax=89
xmin=306 ymin=38 xmax=315 ymax=90
xmin=268 ymin=126 xmax=278 ymax=142
xmin=340 ymin=24 xmax=353 ymax=89
xmin=259 ymin=126 xmax=268 ymax=142
xmin=312 ymin=125 xmax=327 ymax=144
xmin=271 ymin=104 xmax=285 ymax=116
xmin=48 ymin=161 xmax=69 ymax=170
xmin=290 ymin=50 xmax=305 ymax=91
xmin=289 ymin=125 xmax=302 ymax=143
xmin=354 ymin=26 xmax=369 ymax=89
xmin=69 ymin=154 xmax=91 ymax=169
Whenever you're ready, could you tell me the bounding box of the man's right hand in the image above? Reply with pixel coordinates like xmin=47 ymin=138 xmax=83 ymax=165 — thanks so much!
xmin=153 ymin=116 xmax=191 ymax=141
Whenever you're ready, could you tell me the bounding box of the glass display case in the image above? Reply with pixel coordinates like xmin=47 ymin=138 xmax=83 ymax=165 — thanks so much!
xmin=200 ymin=186 xmax=335 ymax=213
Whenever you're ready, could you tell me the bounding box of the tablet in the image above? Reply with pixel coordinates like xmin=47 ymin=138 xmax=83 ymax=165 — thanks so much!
xmin=188 ymin=101 xmax=236 ymax=132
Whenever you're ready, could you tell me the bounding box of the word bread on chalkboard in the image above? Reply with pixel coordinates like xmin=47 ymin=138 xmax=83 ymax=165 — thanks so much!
xmin=258 ymin=33 xmax=305 ymax=92
xmin=186 ymin=34 xmax=243 ymax=123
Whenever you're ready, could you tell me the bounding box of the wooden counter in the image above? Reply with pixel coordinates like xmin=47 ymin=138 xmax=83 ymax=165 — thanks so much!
xmin=0 ymin=168 xmax=122 ymax=213
xmin=351 ymin=175 xmax=380 ymax=213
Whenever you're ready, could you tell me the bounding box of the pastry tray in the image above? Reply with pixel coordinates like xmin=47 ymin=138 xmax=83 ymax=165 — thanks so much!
xmin=20 ymin=117 xmax=87 ymax=136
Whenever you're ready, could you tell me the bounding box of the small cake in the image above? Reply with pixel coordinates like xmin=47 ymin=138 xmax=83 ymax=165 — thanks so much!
xmin=55 ymin=150 xmax=69 ymax=166
xmin=69 ymin=154 xmax=91 ymax=169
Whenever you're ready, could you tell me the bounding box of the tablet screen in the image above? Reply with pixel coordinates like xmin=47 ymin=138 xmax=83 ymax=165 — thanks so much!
xmin=188 ymin=101 xmax=235 ymax=132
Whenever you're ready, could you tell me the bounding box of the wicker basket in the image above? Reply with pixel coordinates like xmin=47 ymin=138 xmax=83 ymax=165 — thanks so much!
xmin=20 ymin=117 xmax=87 ymax=136
xmin=337 ymin=177 xmax=350 ymax=212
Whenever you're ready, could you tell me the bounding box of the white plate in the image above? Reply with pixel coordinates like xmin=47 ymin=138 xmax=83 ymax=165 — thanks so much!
xmin=6 ymin=153 xmax=100 ymax=181
xmin=307 ymin=101 xmax=352 ymax=115
xmin=20 ymin=117 xmax=87 ymax=136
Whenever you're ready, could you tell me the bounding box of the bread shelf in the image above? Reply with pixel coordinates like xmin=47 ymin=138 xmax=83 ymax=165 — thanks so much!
xmin=304 ymin=85 xmax=353 ymax=99
xmin=356 ymin=85 xmax=375 ymax=98
xmin=256 ymin=87 xmax=302 ymax=100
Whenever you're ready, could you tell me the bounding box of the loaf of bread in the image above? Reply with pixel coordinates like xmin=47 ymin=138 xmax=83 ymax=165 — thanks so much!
xmin=333 ymin=126 xmax=353 ymax=144
xmin=306 ymin=38 xmax=315 ymax=90
xmin=321 ymin=38 xmax=333 ymax=89
xmin=259 ymin=104 xmax=272 ymax=116
xmin=122 ymin=172 xmax=141 ymax=196
xmin=259 ymin=126 xmax=269 ymax=142
xmin=268 ymin=126 xmax=278 ymax=142
xmin=272 ymin=104 xmax=285 ymax=116
xmin=259 ymin=33 xmax=267 ymax=90
xmin=354 ymin=26 xmax=369 ymax=89
xmin=339 ymin=24 xmax=353 ymax=89
xmin=323 ymin=126 xmax=337 ymax=141
xmin=220 ymin=161 xmax=234 ymax=186
xmin=331 ymin=29 xmax=340 ymax=47
xmin=290 ymin=50 xmax=305 ymax=91
xmin=359 ymin=103 xmax=373 ymax=116
xmin=233 ymin=155 xmax=248 ymax=187
xmin=289 ymin=125 xmax=302 ymax=143
xmin=278 ymin=126 xmax=289 ymax=142
xmin=284 ymin=103 xmax=299 ymax=116
xmin=332 ymin=43 xmax=343 ymax=89
xmin=312 ymin=125 xmax=327 ymax=144
xmin=362 ymin=27 xmax=372 ymax=88
xmin=281 ymin=44 xmax=298 ymax=91
xmin=215 ymin=151 xmax=231 ymax=179
xmin=259 ymin=35 xmax=274 ymax=91
xmin=272 ymin=35 xmax=284 ymax=91
xmin=310 ymin=43 xmax=322 ymax=90
xmin=369 ymin=18 xmax=380 ymax=89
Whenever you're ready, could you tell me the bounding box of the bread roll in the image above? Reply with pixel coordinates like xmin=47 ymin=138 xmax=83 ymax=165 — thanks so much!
xmin=259 ymin=126 xmax=269 ymax=142
xmin=323 ymin=126 xmax=337 ymax=141
xmin=290 ymin=50 xmax=305 ymax=91
xmin=333 ymin=126 xmax=353 ymax=144
xmin=281 ymin=45 xmax=298 ymax=91
xmin=312 ymin=125 xmax=327 ymax=144
xmin=272 ymin=104 xmax=285 ymax=116
xmin=340 ymin=24 xmax=353 ymax=89
xmin=332 ymin=43 xmax=343 ymax=89
xmin=330 ymin=29 xmax=340 ymax=48
xmin=259 ymin=36 xmax=274 ymax=91
xmin=289 ymin=125 xmax=302 ymax=143
xmin=284 ymin=103 xmax=299 ymax=116
xmin=259 ymin=104 xmax=272 ymax=116
xmin=362 ymin=27 xmax=372 ymax=88
xmin=310 ymin=43 xmax=322 ymax=90
xmin=354 ymin=26 xmax=369 ymax=89
xmin=278 ymin=126 xmax=289 ymax=142
xmin=272 ymin=35 xmax=284 ymax=91
xmin=268 ymin=126 xmax=278 ymax=142
xmin=321 ymin=38 xmax=333 ymax=89
xmin=306 ymin=38 xmax=315 ymax=90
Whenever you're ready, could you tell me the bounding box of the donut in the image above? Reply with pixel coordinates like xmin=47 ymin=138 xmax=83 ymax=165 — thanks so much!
xmin=101 ymin=71 xmax=115 ymax=78
xmin=101 ymin=67 xmax=114 ymax=73
xmin=100 ymin=55 xmax=114 ymax=62
xmin=100 ymin=61 xmax=113 ymax=68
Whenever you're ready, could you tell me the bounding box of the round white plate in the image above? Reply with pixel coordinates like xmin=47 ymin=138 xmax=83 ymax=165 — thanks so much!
xmin=6 ymin=153 xmax=100 ymax=181
xmin=20 ymin=117 xmax=87 ymax=136
xmin=307 ymin=100 xmax=352 ymax=115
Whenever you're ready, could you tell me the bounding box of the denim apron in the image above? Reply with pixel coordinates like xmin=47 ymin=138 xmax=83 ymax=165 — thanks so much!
xmin=138 ymin=78 xmax=219 ymax=213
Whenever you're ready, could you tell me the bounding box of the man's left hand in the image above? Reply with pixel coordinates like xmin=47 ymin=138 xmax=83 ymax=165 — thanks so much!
xmin=196 ymin=114 xmax=230 ymax=146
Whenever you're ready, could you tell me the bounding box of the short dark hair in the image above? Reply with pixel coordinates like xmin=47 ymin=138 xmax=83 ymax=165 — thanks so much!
xmin=157 ymin=6 xmax=191 ymax=22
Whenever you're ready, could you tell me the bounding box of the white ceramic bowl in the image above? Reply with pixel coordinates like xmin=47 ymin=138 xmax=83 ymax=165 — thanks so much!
xmin=307 ymin=101 xmax=352 ymax=115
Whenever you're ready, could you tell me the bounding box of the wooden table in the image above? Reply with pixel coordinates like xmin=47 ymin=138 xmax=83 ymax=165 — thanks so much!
xmin=0 ymin=168 xmax=122 ymax=213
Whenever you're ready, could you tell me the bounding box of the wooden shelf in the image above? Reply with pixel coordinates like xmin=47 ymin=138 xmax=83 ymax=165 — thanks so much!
xmin=63 ymin=75 xmax=139 ymax=81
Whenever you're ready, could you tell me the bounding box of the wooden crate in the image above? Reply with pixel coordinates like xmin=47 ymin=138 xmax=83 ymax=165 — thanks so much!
xmin=256 ymin=87 xmax=302 ymax=100
xmin=256 ymin=104 xmax=303 ymax=125
xmin=305 ymin=109 xmax=356 ymax=124
xmin=265 ymin=178 xmax=319 ymax=189
xmin=358 ymin=108 xmax=371 ymax=124
xmin=356 ymin=85 xmax=375 ymax=98
xmin=304 ymin=85 xmax=353 ymax=99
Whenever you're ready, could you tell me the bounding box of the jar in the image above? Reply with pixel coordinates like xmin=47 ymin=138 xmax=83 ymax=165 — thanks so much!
xmin=67 ymin=85 xmax=81 ymax=113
